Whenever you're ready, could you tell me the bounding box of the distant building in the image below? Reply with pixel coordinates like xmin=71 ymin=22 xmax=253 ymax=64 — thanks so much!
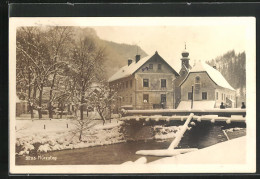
xmin=108 ymin=51 xmax=179 ymax=111
xmin=177 ymin=61 xmax=236 ymax=109
xmin=16 ymin=95 xmax=28 ymax=116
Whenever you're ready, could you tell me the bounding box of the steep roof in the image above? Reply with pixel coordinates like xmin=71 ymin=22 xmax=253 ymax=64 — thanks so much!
xmin=179 ymin=61 xmax=235 ymax=91
xmin=108 ymin=52 xmax=179 ymax=82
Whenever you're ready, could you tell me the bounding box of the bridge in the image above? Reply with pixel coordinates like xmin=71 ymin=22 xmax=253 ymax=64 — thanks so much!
xmin=119 ymin=109 xmax=246 ymax=158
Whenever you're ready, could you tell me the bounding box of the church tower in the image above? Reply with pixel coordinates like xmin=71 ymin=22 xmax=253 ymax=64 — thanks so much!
xmin=180 ymin=42 xmax=191 ymax=70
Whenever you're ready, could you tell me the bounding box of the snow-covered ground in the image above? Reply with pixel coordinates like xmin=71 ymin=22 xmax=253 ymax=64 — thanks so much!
xmin=149 ymin=136 xmax=246 ymax=164
xmin=16 ymin=118 xmax=125 ymax=155
xmin=16 ymin=117 xmax=182 ymax=156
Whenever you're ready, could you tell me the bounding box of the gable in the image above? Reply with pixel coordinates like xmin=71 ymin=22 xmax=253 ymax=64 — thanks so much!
xmin=135 ymin=54 xmax=176 ymax=74
xmin=108 ymin=52 xmax=179 ymax=82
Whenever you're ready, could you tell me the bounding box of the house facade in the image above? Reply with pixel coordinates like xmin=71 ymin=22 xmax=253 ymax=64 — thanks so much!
xmin=177 ymin=61 xmax=236 ymax=109
xmin=108 ymin=51 xmax=179 ymax=110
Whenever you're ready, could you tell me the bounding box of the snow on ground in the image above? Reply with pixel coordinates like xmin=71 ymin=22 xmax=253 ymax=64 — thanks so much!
xmin=16 ymin=118 xmax=125 ymax=156
xmin=149 ymin=136 xmax=246 ymax=164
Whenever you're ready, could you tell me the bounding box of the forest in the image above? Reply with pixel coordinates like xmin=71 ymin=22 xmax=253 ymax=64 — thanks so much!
xmin=207 ymin=50 xmax=246 ymax=105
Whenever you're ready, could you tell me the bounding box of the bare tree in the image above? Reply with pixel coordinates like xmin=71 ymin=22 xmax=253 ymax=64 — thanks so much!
xmin=44 ymin=26 xmax=73 ymax=119
xmin=67 ymin=36 xmax=106 ymax=120
xmin=90 ymin=83 xmax=118 ymax=125
xmin=17 ymin=27 xmax=68 ymax=119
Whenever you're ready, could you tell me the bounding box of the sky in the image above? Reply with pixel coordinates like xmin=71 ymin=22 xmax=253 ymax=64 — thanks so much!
xmin=93 ymin=25 xmax=246 ymax=71
xmin=10 ymin=17 xmax=251 ymax=72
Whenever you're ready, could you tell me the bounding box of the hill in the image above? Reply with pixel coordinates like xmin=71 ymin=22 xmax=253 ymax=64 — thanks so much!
xmin=72 ymin=27 xmax=148 ymax=79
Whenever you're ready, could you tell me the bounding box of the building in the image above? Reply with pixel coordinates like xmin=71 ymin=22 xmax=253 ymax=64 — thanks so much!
xmin=108 ymin=51 xmax=179 ymax=111
xmin=16 ymin=95 xmax=28 ymax=116
xmin=177 ymin=61 xmax=236 ymax=109
xmin=174 ymin=45 xmax=192 ymax=107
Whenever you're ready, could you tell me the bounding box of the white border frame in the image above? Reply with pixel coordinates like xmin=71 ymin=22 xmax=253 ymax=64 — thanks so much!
xmin=9 ymin=17 xmax=256 ymax=174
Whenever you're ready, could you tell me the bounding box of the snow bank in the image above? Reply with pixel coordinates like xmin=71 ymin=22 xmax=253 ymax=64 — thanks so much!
xmin=16 ymin=118 xmax=125 ymax=156
xmin=150 ymin=136 xmax=246 ymax=164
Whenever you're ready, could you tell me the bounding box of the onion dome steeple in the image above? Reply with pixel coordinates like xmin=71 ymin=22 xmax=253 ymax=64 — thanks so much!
xmin=182 ymin=42 xmax=189 ymax=57
xmin=180 ymin=42 xmax=191 ymax=70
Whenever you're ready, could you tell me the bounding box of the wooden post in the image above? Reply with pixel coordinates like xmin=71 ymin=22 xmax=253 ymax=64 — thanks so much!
xmin=191 ymin=86 xmax=194 ymax=109
xmin=168 ymin=113 xmax=194 ymax=150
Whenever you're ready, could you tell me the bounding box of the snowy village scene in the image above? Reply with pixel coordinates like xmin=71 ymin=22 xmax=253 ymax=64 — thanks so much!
xmin=10 ymin=17 xmax=256 ymax=173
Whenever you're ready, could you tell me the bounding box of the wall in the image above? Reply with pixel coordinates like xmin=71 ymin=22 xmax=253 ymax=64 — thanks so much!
xmin=109 ymin=53 xmax=178 ymax=111
xmin=181 ymin=72 xmax=217 ymax=101
xmin=109 ymin=75 xmax=135 ymax=112
xmin=215 ymin=88 xmax=236 ymax=108
xmin=134 ymin=55 xmax=176 ymax=109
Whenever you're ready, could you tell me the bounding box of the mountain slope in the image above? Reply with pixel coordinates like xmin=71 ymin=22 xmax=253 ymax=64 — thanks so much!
xmin=72 ymin=27 xmax=148 ymax=79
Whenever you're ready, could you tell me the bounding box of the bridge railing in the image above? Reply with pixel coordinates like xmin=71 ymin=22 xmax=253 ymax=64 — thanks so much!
xmin=121 ymin=108 xmax=246 ymax=117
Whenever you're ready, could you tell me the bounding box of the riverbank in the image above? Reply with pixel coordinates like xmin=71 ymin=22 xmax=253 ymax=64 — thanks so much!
xmin=15 ymin=118 xmax=183 ymax=156
xmin=16 ymin=118 xmax=126 ymax=155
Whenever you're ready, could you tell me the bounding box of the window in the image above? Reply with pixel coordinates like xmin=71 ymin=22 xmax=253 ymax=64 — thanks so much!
xmin=143 ymin=79 xmax=149 ymax=87
xmin=130 ymin=80 xmax=132 ymax=88
xmin=125 ymin=95 xmax=128 ymax=102
xmin=149 ymin=64 xmax=153 ymax=69
xmin=130 ymin=94 xmax=132 ymax=103
xmin=202 ymin=92 xmax=207 ymax=100
xmin=188 ymin=92 xmax=192 ymax=100
xmin=161 ymin=79 xmax=166 ymax=88
xmin=195 ymin=76 xmax=201 ymax=94
xmin=122 ymin=97 xmax=125 ymax=102
xmin=158 ymin=64 xmax=161 ymax=70
xmin=143 ymin=94 xmax=149 ymax=103
xmin=195 ymin=76 xmax=200 ymax=83
xmin=126 ymin=81 xmax=128 ymax=88
xmin=222 ymin=93 xmax=224 ymax=100
xmin=216 ymin=92 xmax=218 ymax=100
xmin=161 ymin=94 xmax=166 ymax=103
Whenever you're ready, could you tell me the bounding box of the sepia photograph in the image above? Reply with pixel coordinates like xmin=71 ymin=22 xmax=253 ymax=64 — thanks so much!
xmin=9 ymin=17 xmax=256 ymax=174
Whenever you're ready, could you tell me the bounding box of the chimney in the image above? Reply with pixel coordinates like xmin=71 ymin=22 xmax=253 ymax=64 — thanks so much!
xmin=135 ymin=55 xmax=141 ymax=63
xmin=128 ymin=59 xmax=133 ymax=66
xmin=213 ymin=65 xmax=217 ymax=69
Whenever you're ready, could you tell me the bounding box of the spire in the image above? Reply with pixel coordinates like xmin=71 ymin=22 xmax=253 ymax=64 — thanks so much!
xmin=185 ymin=42 xmax=186 ymax=50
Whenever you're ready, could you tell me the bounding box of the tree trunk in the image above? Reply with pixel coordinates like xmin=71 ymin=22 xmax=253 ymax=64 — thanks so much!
xmin=80 ymin=105 xmax=84 ymax=120
xmin=29 ymin=104 xmax=34 ymax=119
xmin=98 ymin=110 xmax=106 ymax=125
xmin=80 ymin=93 xmax=84 ymax=120
xmin=48 ymin=72 xmax=56 ymax=119
xmin=48 ymin=102 xmax=53 ymax=119
xmin=38 ymin=83 xmax=44 ymax=119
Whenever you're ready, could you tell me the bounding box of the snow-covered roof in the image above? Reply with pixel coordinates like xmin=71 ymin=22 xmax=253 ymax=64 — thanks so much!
xmin=180 ymin=61 xmax=235 ymax=91
xmin=177 ymin=100 xmax=216 ymax=110
xmin=108 ymin=52 xmax=179 ymax=82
